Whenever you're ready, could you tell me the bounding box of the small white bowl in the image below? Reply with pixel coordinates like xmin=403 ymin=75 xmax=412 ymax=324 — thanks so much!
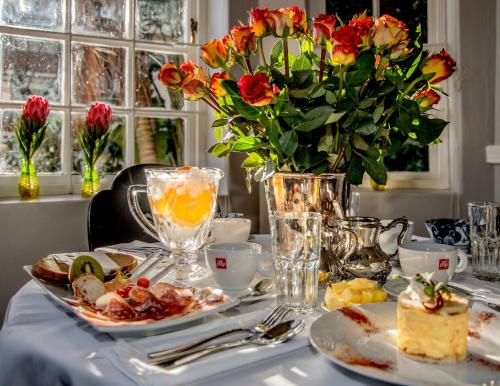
xmin=211 ymin=218 xmax=251 ymax=243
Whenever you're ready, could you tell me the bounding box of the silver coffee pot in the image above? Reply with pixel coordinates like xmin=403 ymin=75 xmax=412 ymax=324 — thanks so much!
xmin=329 ymin=216 xmax=409 ymax=284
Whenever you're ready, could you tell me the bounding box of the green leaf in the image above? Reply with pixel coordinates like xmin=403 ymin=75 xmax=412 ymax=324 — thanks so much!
xmin=208 ymin=142 xmax=231 ymax=157
xmin=290 ymin=86 xmax=313 ymax=98
xmin=222 ymin=79 xmax=261 ymax=121
xmin=309 ymin=84 xmax=326 ymax=98
xmin=270 ymin=40 xmax=283 ymax=67
xmin=346 ymin=51 xmax=375 ymax=86
xmin=355 ymin=120 xmax=377 ymax=135
xmin=373 ymin=101 xmax=385 ymax=123
xmin=294 ymin=106 xmax=333 ymax=132
xmin=352 ymin=133 xmax=369 ymax=150
xmin=375 ymin=81 xmax=396 ymax=96
xmin=413 ymin=117 xmax=448 ymax=144
xmin=292 ymin=70 xmax=314 ymax=88
xmin=279 ymin=130 xmax=298 ymax=156
xmin=362 ymin=154 xmax=387 ymax=185
xmin=242 ymin=152 xmax=265 ymax=168
xmin=325 ymin=90 xmax=337 ymax=105
xmin=291 ymin=54 xmax=312 ymax=71
xmin=345 ymin=154 xmax=364 ymax=185
xmin=214 ymin=126 xmax=223 ymax=141
xmin=211 ymin=118 xmax=228 ymax=128
xmin=324 ymin=111 xmax=346 ymax=125
xmin=266 ymin=121 xmax=283 ymax=156
xmin=318 ymin=126 xmax=334 ymax=153
xmin=358 ymin=98 xmax=376 ymax=109
xmin=232 ymin=136 xmax=265 ymax=152
xmin=405 ymin=51 xmax=422 ymax=79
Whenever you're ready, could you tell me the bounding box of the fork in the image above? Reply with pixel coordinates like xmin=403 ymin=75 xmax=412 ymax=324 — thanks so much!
xmin=147 ymin=305 xmax=290 ymax=364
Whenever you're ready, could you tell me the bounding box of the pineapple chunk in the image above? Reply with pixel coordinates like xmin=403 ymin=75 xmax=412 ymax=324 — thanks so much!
xmin=361 ymin=289 xmax=374 ymax=303
xmin=325 ymin=296 xmax=346 ymax=310
xmin=340 ymin=288 xmax=362 ymax=304
xmin=328 ymin=281 xmax=348 ymax=295
xmin=348 ymin=278 xmax=378 ymax=290
xmin=373 ymin=288 xmax=388 ymax=302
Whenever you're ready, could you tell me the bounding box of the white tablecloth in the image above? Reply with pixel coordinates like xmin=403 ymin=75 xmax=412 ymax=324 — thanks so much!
xmin=1 ymin=236 xmax=498 ymax=386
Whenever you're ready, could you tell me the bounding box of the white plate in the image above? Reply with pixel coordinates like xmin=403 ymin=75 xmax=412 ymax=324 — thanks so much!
xmin=310 ymin=302 xmax=500 ymax=386
xmin=24 ymin=265 xmax=240 ymax=337
xmin=383 ymin=278 xmax=476 ymax=299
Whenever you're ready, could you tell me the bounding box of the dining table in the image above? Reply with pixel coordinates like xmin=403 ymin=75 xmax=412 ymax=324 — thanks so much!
xmin=0 ymin=235 xmax=498 ymax=386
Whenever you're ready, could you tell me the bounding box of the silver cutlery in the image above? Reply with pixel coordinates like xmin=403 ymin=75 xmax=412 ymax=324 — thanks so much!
xmin=147 ymin=305 xmax=290 ymax=364
xmin=447 ymin=282 xmax=500 ymax=311
xmin=130 ymin=250 xmax=164 ymax=281
xmin=239 ymin=278 xmax=274 ymax=300
xmin=158 ymin=319 xmax=305 ymax=369
xmin=148 ymin=262 xmax=176 ymax=285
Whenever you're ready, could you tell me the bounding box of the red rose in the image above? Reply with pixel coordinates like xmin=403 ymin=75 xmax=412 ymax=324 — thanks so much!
xmin=265 ymin=9 xmax=293 ymax=37
xmin=284 ymin=6 xmax=307 ymax=36
xmin=349 ymin=14 xmax=374 ymax=48
xmin=248 ymin=7 xmax=269 ymax=38
xmin=331 ymin=26 xmax=361 ymax=65
xmin=237 ymin=73 xmax=274 ymax=106
xmin=23 ymin=96 xmax=50 ymax=126
xmin=231 ymin=26 xmax=256 ymax=56
xmin=158 ymin=63 xmax=181 ymax=89
xmin=210 ymin=72 xmax=229 ymax=97
xmin=86 ymin=102 xmax=112 ymax=131
xmin=422 ymin=49 xmax=457 ymax=84
xmin=201 ymin=39 xmax=228 ymax=68
xmin=416 ymin=88 xmax=441 ymax=108
xmin=313 ymin=14 xmax=336 ymax=46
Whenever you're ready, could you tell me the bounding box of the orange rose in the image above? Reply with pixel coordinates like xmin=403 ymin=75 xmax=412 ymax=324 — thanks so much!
xmin=349 ymin=13 xmax=374 ymax=48
xmin=179 ymin=61 xmax=209 ymax=100
xmin=210 ymin=72 xmax=229 ymax=97
xmin=313 ymin=14 xmax=336 ymax=46
xmin=201 ymin=39 xmax=228 ymax=68
xmin=158 ymin=63 xmax=182 ymax=89
xmin=422 ymin=49 xmax=457 ymax=84
xmin=248 ymin=7 xmax=269 ymax=38
xmin=390 ymin=39 xmax=411 ymax=59
xmin=284 ymin=6 xmax=307 ymax=36
xmin=372 ymin=14 xmax=408 ymax=49
xmin=416 ymin=88 xmax=441 ymax=108
xmin=221 ymin=33 xmax=233 ymax=48
xmin=237 ymin=73 xmax=273 ymax=106
xmin=266 ymin=9 xmax=293 ymax=37
xmin=331 ymin=26 xmax=361 ymax=65
xmin=231 ymin=26 xmax=256 ymax=56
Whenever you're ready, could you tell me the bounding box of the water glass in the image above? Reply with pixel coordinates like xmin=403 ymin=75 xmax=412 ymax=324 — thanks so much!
xmin=468 ymin=202 xmax=500 ymax=281
xmin=270 ymin=212 xmax=322 ymax=313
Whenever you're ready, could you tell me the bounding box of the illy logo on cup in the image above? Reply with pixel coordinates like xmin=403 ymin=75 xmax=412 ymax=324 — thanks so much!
xmin=439 ymin=258 xmax=449 ymax=270
xmin=215 ymin=257 xmax=227 ymax=269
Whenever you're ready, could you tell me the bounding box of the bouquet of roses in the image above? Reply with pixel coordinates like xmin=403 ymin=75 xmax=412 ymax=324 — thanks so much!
xmin=159 ymin=6 xmax=456 ymax=186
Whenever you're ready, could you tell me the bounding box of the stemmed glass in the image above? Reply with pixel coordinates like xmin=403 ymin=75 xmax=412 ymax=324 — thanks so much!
xmin=128 ymin=167 xmax=223 ymax=281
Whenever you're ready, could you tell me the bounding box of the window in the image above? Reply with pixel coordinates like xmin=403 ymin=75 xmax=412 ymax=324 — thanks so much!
xmin=0 ymin=0 xmax=203 ymax=197
xmin=309 ymin=0 xmax=450 ymax=189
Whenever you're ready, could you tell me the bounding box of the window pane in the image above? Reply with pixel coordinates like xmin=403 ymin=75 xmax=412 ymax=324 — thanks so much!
xmin=135 ymin=51 xmax=184 ymax=109
xmin=0 ymin=34 xmax=63 ymax=103
xmin=72 ymin=43 xmax=127 ymax=106
xmin=135 ymin=0 xmax=186 ymax=43
xmin=380 ymin=0 xmax=428 ymax=43
xmin=72 ymin=0 xmax=127 ymax=38
xmin=135 ymin=116 xmax=183 ymax=165
xmin=0 ymin=110 xmax=62 ymax=174
xmin=385 ymin=139 xmax=429 ymax=172
xmin=0 ymin=0 xmax=64 ymax=31
xmin=71 ymin=114 xmax=125 ymax=174
xmin=326 ymin=0 xmax=372 ymax=21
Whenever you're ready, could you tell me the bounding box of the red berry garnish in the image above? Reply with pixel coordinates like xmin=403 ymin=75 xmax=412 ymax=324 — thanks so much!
xmin=137 ymin=277 xmax=150 ymax=288
xmin=116 ymin=285 xmax=132 ymax=298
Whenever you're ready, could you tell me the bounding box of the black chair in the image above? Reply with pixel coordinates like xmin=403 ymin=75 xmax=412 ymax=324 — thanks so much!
xmin=87 ymin=164 xmax=163 ymax=251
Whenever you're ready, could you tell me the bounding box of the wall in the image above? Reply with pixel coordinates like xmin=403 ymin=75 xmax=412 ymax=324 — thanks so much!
xmin=0 ymin=197 xmax=89 ymax=323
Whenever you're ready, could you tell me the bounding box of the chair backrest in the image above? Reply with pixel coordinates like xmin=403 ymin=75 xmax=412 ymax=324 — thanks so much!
xmin=87 ymin=164 xmax=163 ymax=250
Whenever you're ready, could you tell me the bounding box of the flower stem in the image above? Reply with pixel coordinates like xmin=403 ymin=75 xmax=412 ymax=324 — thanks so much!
xmin=319 ymin=47 xmax=326 ymax=82
xmin=331 ymin=145 xmax=345 ymax=172
xmin=245 ymin=57 xmax=253 ymax=74
xmin=202 ymin=97 xmax=221 ymax=112
xmin=283 ymin=38 xmax=289 ymax=78
xmin=258 ymin=38 xmax=267 ymax=66
xmin=337 ymin=65 xmax=344 ymax=102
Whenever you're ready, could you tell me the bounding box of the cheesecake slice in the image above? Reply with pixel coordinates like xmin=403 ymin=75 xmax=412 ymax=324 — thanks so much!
xmin=397 ymin=277 xmax=468 ymax=362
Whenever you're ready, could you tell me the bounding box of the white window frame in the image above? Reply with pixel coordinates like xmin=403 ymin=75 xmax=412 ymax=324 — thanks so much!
xmin=308 ymin=0 xmax=451 ymax=189
xmin=0 ymin=0 xmax=207 ymax=197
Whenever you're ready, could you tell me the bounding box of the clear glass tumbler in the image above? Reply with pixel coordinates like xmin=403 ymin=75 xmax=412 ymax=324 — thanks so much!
xmin=270 ymin=212 xmax=322 ymax=313
xmin=468 ymin=202 xmax=500 ymax=281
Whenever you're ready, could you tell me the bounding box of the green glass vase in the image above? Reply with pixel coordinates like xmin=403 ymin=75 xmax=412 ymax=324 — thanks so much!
xmin=81 ymin=163 xmax=101 ymax=198
xmin=18 ymin=158 xmax=39 ymax=199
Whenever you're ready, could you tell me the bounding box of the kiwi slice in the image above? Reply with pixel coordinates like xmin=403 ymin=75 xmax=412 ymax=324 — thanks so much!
xmin=69 ymin=255 xmax=105 ymax=282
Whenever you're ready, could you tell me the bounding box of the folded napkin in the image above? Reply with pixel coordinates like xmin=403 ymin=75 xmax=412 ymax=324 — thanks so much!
xmin=99 ymin=306 xmax=314 ymax=386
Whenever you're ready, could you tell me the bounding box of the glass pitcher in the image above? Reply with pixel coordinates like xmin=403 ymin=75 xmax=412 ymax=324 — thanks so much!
xmin=334 ymin=216 xmax=409 ymax=284
xmin=127 ymin=167 xmax=224 ymax=281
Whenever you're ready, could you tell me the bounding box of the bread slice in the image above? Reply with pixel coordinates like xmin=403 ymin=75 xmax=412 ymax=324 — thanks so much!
xmin=32 ymin=252 xmax=138 ymax=284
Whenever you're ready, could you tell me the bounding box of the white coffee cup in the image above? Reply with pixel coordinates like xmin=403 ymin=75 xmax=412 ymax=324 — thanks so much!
xmin=380 ymin=219 xmax=414 ymax=256
xmin=398 ymin=242 xmax=468 ymax=283
xmin=211 ymin=218 xmax=251 ymax=243
xmin=205 ymin=242 xmax=273 ymax=290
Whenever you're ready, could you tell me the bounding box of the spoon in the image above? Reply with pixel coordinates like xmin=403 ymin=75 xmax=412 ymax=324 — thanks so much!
xmin=240 ymin=278 xmax=274 ymax=299
xmin=159 ymin=319 xmax=305 ymax=369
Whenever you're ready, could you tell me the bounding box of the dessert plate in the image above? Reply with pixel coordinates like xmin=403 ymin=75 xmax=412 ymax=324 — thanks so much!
xmin=24 ymin=265 xmax=240 ymax=337
xmin=310 ymin=302 xmax=500 ymax=386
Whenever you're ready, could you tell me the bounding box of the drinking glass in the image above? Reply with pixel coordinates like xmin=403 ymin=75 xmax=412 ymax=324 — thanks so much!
xmin=270 ymin=212 xmax=322 ymax=313
xmin=468 ymin=202 xmax=500 ymax=281
xmin=128 ymin=167 xmax=223 ymax=281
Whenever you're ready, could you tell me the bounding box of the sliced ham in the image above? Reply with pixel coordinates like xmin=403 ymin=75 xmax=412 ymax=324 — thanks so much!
xmin=95 ymin=292 xmax=136 ymax=320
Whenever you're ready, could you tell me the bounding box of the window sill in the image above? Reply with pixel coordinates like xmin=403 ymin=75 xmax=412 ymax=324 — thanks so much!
xmin=0 ymin=194 xmax=90 ymax=205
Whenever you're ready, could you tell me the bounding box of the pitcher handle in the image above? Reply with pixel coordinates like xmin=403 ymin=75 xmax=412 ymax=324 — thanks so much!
xmin=127 ymin=185 xmax=159 ymax=240
xmin=325 ymin=225 xmax=358 ymax=265
xmin=381 ymin=217 xmax=409 ymax=260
